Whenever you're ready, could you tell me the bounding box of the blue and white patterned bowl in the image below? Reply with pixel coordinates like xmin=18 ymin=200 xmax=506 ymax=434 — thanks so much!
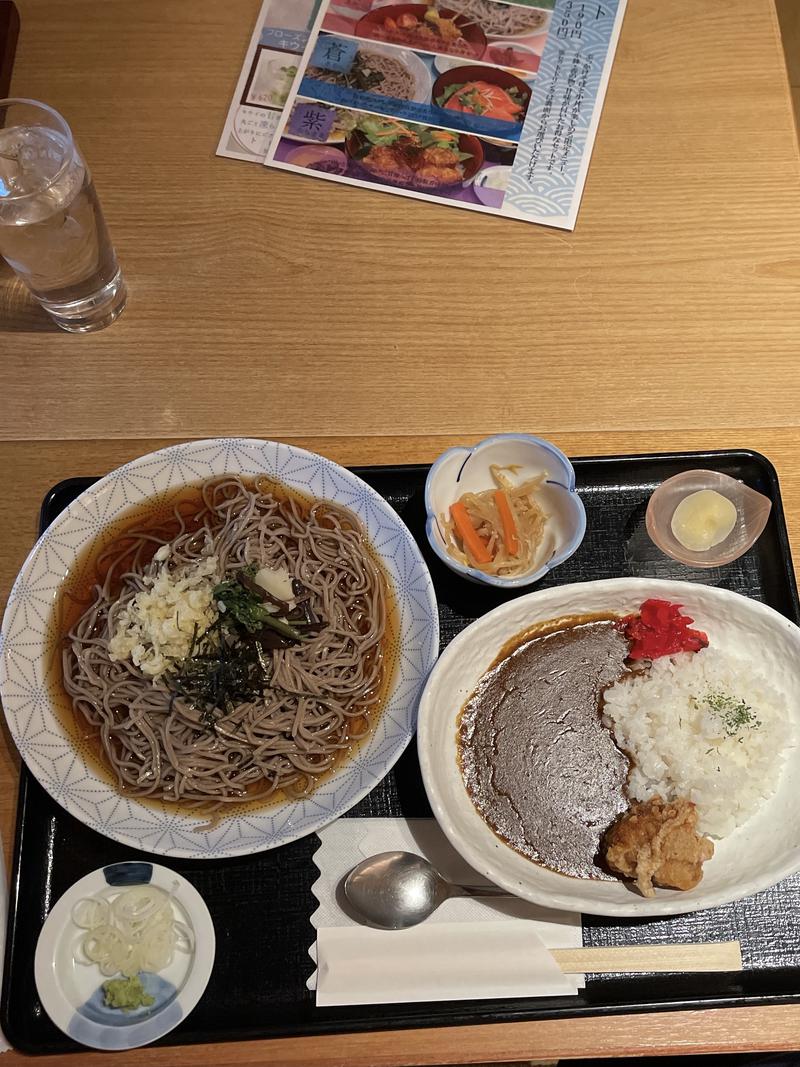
xmin=424 ymin=433 xmax=586 ymax=589
xmin=0 ymin=439 xmax=439 ymax=859
xmin=34 ymin=861 xmax=214 ymax=1050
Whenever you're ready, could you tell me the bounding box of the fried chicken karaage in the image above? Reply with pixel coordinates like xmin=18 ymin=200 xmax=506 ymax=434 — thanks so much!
xmin=602 ymin=795 xmax=714 ymax=897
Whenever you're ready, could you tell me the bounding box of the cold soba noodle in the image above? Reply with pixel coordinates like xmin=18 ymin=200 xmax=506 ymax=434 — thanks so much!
xmin=443 ymin=0 xmax=549 ymax=36
xmin=308 ymin=50 xmax=416 ymax=100
xmin=61 ymin=478 xmax=391 ymax=817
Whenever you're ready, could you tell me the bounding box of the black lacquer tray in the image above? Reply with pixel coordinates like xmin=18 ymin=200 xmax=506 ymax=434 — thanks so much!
xmin=4 ymin=450 xmax=799 ymax=1054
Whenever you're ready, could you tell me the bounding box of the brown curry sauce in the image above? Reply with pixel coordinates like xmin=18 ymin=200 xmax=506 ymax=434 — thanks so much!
xmin=457 ymin=614 xmax=631 ymax=880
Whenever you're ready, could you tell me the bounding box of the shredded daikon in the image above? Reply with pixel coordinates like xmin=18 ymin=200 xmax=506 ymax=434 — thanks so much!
xmin=71 ymin=884 xmax=194 ymax=978
xmin=442 ymin=464 xmax=552 ymax=577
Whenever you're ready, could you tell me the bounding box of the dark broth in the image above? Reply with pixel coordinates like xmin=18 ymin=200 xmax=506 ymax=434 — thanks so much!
xmin=52 ymin=477 xmax=400 ymax=819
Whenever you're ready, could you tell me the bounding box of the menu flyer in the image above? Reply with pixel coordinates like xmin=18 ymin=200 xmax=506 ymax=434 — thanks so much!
xmin=217 ymin=0 xmax=321 ymax=162
xmin=219 ymin=0 xmax=626 ymax=229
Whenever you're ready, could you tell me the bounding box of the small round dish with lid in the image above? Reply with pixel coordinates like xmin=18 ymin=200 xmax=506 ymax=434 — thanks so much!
xmin=34 ymin=861 xmax=214 ymax=1051
xmin=424 ymin=433 xmax=586 ymax=589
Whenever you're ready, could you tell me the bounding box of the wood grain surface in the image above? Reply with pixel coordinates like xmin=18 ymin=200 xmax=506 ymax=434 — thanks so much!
xmin=6 ymin=1004 xmax=800 ymax=1067
xmin=2 ymin=0 xmax=800 ymax=444
xmin=2 ymin=0 xmax=800 ymax=1061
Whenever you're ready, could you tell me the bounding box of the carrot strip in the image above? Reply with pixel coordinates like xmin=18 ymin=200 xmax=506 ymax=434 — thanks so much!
xmin=450 ymin=501 xmax=492 ymax=565
xmin=494 ymin=490 xmax=519 ymax=557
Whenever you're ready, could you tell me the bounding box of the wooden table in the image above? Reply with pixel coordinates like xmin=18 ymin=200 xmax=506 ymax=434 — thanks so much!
xmin=2 ymin=0 xmax=800 ymax=1063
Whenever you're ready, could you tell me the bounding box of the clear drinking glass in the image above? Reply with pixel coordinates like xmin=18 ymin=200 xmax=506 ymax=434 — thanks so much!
xmin=0 ymin=99 xmax=126 ymax=332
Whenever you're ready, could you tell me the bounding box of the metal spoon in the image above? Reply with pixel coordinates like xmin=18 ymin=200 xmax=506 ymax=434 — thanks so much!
xmin=343 ymin=850 xmax=509 ymax=930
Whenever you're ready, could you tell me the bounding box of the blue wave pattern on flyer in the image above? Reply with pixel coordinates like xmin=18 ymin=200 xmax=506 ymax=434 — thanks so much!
xmin=298 ymin=77 xmax=523 ymax=142
xmin=506 ymin=0 xmax=621 ymax=219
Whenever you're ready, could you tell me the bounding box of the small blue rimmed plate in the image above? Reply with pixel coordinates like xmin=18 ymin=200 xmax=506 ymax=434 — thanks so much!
xmin=34 ymin=861 xmax=215 ymax=1051
xmin=424 ymin=433 xmax=586 ymax=589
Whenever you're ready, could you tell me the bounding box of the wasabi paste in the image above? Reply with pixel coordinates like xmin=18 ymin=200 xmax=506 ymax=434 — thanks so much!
xmin=102 ymin=975 xmax=155 ymax=1012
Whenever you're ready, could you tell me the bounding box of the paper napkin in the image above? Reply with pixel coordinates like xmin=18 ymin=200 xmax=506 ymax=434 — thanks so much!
xmin=309 ymin=817 xmax=584 ymax=1007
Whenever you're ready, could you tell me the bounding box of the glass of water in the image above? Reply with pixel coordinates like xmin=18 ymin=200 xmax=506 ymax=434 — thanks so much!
xmin=0 ymin=99 xmax=126 ymax=332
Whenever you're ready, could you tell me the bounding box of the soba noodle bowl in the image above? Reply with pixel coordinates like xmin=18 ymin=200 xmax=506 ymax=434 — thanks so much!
xmin=444 ymin=0 xmax=548 ymax=37
xmin=308 ymin=50 xmax=416 ymax=100
xmin=61 ymin=477 xmax=390 ymax=816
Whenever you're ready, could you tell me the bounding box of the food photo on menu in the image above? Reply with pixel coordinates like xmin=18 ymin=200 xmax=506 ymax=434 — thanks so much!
xmin=266 ymin=0 xmax=552 ymax=209
xmin=321 ymin=0 xmax=551 ymax=72
xmin=271 ymin=0 xmax=550 ymax=209
xmin=216 ymin=0 xmax=626 ymax=228
xmin=262 ymin=0 xmax=627 ymax=227
xmin=273 ymin=102 xmax=519 ymax=208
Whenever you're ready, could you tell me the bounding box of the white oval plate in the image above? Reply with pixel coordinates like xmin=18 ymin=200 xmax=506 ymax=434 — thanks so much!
xmin=418 ymin=577 xmax=800 ymax=917
xmin=35 ymin=861 xmax=214 ymax=1051
xmin=0 ymin=439 xmax=439 ymax=858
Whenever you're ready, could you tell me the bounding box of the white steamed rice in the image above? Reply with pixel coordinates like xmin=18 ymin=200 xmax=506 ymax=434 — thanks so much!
xmin=602 ymin=647 xmax=792 ymax=838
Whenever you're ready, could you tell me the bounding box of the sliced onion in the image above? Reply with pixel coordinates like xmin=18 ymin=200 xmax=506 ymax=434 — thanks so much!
xmin=71 ymin=897 xmax=110 ymax=930
xmin=173 ymin=921 xmax=195 ymax=953
xmin=72 ymin=883 xmax=190 ymax=979
xmin=111 ymin=885 xmax=169 ymax=930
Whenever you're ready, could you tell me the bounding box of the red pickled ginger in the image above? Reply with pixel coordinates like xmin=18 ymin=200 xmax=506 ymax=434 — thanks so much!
xmin=617 ymin=598 xmax=709 ymax=661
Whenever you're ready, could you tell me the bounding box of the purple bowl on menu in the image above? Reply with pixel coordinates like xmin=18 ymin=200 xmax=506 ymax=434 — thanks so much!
xmin=285 ymin=144 xmax=348 ymax=174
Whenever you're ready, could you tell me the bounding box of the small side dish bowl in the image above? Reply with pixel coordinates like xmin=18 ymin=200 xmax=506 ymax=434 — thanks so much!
xmin=424 ymin=433 xmax=586 ymax=588
xmin=646 ymin=469 xmax=772 ymax=568
xmin=34 ymin=861 xmax=215 ymax=1051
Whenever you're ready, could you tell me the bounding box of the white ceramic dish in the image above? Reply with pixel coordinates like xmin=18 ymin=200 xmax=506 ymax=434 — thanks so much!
xmin=418 ymin=577 xmax=800 ymax=917
xmin=34 ymin=861 xmax=214 ymax=1051
xmin=0 ymin=438 xmax=439 ymax=859
xmin=359 ymin=43 xmax=433 ymax=103
xmin=424 ymin=433 xmax=586 ymax=589
xmin=433 ymin=53 xmax=470 ymax=75
xmin=472 ymin=165 xmax=512 ymax=207
xmin=487 ymin=8 xmax=551 ymax=40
